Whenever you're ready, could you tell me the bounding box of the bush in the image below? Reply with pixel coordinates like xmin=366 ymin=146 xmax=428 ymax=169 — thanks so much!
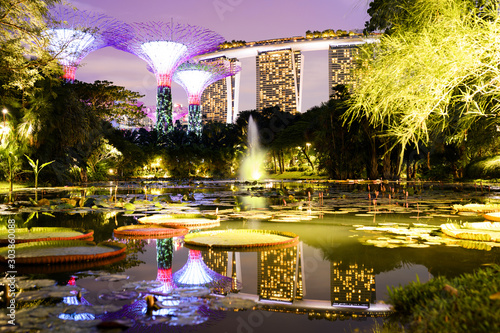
xmin=466 ymin=156 xmax=500 ymax=179
xmin=388 ymin=265 xmax=500 ymax=332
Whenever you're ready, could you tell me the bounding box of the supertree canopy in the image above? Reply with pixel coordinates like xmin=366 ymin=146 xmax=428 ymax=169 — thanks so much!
xmin=113 ymin=22 xmax=224 ymax=137
xmin=45 ymin=5 xmax=123 ymax=82
xmin=173 ymin=58 xmax=241 ymax=136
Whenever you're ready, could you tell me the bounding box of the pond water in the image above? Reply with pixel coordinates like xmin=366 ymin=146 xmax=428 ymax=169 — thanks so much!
xmin=0 ymin=180 xmax=499 ymax=332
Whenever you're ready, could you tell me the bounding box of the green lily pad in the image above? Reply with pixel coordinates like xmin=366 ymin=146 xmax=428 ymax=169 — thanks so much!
xmin=123 ymin=203 xmax=136 ymax=211
xmin=0 ymin=240 xmax=126 ymax=265
xmin=184 ymin=229 xmax=299 ymax=250
xmin=113 ymin=224 xmax=188 ymax=239
xmin=0 ymin=227 xmax=93 ymax=244
xmin=138 ymin=213 xmax=220 ymax=229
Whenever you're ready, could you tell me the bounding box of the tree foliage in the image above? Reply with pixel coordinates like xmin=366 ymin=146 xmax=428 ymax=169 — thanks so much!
xmin=350 ymin=0 xmax=500 ymax=164
xmin=71 ymin=80 xmax=145 ymax=122
xmin=0 ymin=0 xmax=61 ymax=95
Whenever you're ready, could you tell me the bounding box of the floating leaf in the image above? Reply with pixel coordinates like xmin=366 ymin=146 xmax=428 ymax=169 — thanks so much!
xmin=214 ymin=296 xmax=256 ymax=310
xmin=95 ymin=274 xmax=129 ymax=282
xmin=99 ymin=290 xmax=140 ymax=301
xmin=122 ymin=280 xmax=164 ymax=291
xmin=184 ymin=229 xmax=299 ymax=249
xmin=123 ymin=203 xmax=136 ymax=211
xmin=173 ymin=287 xmax=211 ymax=298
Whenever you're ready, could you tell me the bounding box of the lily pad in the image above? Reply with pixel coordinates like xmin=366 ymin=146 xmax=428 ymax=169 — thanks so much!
xmin=440 ymin=223 xmax=500 ymax=242
xmin=0 ymin=240 xmax=126 ymax=265
xmin=483 ymin=212 xmax=500 ymax=222
xmin=95 ymin=274 xmax=130 ymax=282
xmin=113 ymin=224 xmax=188 ymax=239
xmin=99 ymin=290 xmax=140 ymax=301
xmin=214 ymin=296 xmax=257 ymax=310
xmin=122 ymin=280 xmax=164 ymax=291
xmin=138 ymin=213 xmax=220 ymax=229
xmin=184 ymin=229 xmax=299 ymax=249
xmin=0 ymin=227 xmax=93 ymax=244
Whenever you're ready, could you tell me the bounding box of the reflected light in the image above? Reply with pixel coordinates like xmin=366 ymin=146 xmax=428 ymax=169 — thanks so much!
xmin=58 ymin=312 xmax=96 ymax=321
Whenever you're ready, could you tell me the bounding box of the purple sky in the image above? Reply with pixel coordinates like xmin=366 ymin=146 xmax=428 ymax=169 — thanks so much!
xmin=68 ymin=0 xmax=370 ymax=113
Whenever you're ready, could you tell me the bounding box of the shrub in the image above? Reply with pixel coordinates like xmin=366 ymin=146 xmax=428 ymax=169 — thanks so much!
xmin=388 ymin=265 xmax=500 ymax=332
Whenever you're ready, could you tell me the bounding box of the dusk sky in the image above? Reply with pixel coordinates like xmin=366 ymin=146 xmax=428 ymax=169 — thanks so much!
xmin=67 ymin=0 xmax=371 ymax=113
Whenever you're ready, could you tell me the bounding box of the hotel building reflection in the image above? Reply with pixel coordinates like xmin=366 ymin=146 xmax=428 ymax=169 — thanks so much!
xmin=257 ymin=244 xmax=304 ymax=302
xmin=330 ymin=261 xmax=376 ymax=306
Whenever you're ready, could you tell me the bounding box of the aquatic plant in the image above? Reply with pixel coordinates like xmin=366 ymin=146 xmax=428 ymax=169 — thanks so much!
xmin=25 ymin=155 xmax=54 ymax=201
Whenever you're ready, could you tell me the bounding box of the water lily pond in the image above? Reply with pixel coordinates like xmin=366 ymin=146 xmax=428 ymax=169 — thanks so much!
xmin=1 ymin=180 xmax=499 ymax=332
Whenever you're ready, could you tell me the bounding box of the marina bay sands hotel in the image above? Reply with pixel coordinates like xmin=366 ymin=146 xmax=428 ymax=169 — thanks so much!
xmin=197 ymin=34 xmax=378 ymax=123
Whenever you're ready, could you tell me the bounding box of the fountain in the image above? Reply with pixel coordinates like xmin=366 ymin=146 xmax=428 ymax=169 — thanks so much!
xmin=239 ymin=116 xmax=266 ymax=181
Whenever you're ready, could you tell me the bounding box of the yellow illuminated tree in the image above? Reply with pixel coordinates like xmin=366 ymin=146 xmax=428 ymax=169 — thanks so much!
xmin=348 ymin=0 xmax=500 ymax=164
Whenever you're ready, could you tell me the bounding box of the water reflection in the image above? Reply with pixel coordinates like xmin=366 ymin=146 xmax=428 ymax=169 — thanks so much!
xmin=155 ymin=238 xmax=175 ymax=293
xmin=331 ymin=261 xmax=376 ymax=307
xmin=173 ymin=249 xmax=233 ymax=292
xmin=258 ymin=244 xmax=303 ymax=302
xmin=3 ymin=180 xmax=499 ymax=332
xmin=177 ymin=242 xmax=384 ymax=312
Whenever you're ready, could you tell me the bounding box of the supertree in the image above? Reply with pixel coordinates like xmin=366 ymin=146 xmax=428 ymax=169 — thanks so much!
xmin=173 ymin=58 xmax=241 ymax=136
xmin=45 ymin=5 xmax=124 ymax=82
xmin=113 ymin=22 xmax=224 ymax=137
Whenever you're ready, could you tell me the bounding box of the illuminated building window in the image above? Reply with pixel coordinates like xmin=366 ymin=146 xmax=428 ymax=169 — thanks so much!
xmin=256 ymin=49 xmax=303 ymax=114
xmin=328 ymin=45 xmax=359 ymax=98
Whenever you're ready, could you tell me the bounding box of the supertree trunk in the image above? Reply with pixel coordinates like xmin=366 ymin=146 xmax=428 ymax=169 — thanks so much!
xmin=156 ymin=85 xmax=173 ymax=138
xmin=188 ymin=104 xmax=202 ymax=136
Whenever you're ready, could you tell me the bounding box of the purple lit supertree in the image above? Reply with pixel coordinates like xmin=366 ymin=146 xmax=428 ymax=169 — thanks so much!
xmin=173 ymin=58 xmax=241 ymax=136
xmin=113 ymin=22 xmax=224 ymax=137
xmin=45 ymin=5 xmax=124 ymax=82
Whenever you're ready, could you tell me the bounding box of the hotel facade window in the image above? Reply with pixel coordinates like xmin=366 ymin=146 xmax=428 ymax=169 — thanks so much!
xmin=328 ymin=45 xmax=358 ymax=98
xmin=201 ymin=57 xmax=240 ymax=123
xmin=256 ymin=49 xmax=303 ymax=114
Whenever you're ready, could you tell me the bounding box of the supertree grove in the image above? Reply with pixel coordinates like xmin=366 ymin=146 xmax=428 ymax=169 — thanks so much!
xmin=173 ymin=58 xmax=241 ymax=136
xmin=45 ymin=5 xmax=124 ymax=82
xmin=113 ymin=22 xmax=224 ymax=138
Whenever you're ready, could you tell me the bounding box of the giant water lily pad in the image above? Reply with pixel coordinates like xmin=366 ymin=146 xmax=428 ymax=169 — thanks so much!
xmin=453 ymin=203 xmax=500 ymax=213
xmin=113 ymin=224 xmax=188 ymax=239
xmin=440 ymin=223 xmax=500 ymax=242
xmin=0 ymin=240 xmax=126 ymax=265
xmin=184 ymin=229 xmax=299 ymax=249
xmin=483 ymin=213 xmax=500 ymax=222
xmin=0 ymin=227 xmax=93 ymax=244
xmin=138 ymin=213 xmax=220 ymax=229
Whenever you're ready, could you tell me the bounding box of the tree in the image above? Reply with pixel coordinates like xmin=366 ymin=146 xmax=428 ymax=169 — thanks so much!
xmin=0 ymin=0 xmax=61 ymax=96
xmin=71 ymin=80 xmax=145 ymax=123
xmin=349 ymin=0 xmax=500 ymax=168
xmin=363 ymin=0 xmax=497 ymax=33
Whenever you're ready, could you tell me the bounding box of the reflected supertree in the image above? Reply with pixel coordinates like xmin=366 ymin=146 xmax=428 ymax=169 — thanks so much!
xmin=99 ymin=239 xmax=226 ymax=329
xmin=60 ymin=276 xmax=94 ymax=321
xmin=45 ymin=5 xmax=124 ymax=82
xmin=173 ymin=58 xmax=241 ymax=136
xmin=173 ymin=249 xmax=236 ymax=294
xmin=113 ymin=22 xmax=224 ymax=138
xmin=155 ymin=238 xmax=176 ymax=293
